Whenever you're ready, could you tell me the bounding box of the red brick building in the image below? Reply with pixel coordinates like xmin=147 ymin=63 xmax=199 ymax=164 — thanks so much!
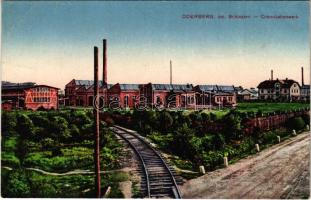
xmin=65 ymin=79 xmax=111 ymax=107
xmin=108 ymin=84 xmax=140 ymax=109
xmin=2 ymin=82 xmax=59 ymax=110
xmin=139 ymin=83 xmax=196 ymax=109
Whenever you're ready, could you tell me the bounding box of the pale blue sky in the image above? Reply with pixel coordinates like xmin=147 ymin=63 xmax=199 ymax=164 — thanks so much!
xmin=2 ymin=1 xmax=309 ymax=89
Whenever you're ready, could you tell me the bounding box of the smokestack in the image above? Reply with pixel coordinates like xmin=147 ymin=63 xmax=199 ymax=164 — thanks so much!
xmin=103 ymin=39 xmax=107 ymax=86
xmin=170 ymin=60 xmax=172 ymax=85
xmin=301 ymin=67 xmax=304 ymax=86
xmin=271 ymin=69 xmax=273 ymax=80
xmin=93 ymin=46 xmax=101 ymax=198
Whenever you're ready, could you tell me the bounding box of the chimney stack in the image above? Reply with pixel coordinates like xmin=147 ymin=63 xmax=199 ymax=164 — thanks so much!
xmin=103 ymin=39 xmax=107 ymax=86
xmin=301 ymin=67 xmax=304 ymax=86
xmin=271 ymin=69 xmax=273 ymax=80
xmin=170 ymin=60 xmax=172 ymax=85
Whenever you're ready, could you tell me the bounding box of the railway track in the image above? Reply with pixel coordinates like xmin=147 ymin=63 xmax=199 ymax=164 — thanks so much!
xmin=111 ymin=125 xmax=182 ymax=199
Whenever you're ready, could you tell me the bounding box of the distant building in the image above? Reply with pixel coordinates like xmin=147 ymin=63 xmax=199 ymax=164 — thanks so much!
xmin=65 ymin=79 xmax=112 ymax=106
xmin=2 ymin=81 xmax=59 ymax=110
xmin=64 ymin=79 xmax=238 ymax=109
xmin=257 ymin=78 xmax=300 ymax=101
xmin=194 ymin=85 xmax=237 ymax=108
xmin=139 ymin=83 xmax=196 ymax=109
xmin=300 ymin=67 xmax=310 ymax=101
xmin=108 ymin=84 xmax=140 ymax=108
xmin=237 ymin=88 xmax=258 ymax=101
xmin=300 ymin=85 xmax=310 ymax=101
xmin=2 ymin=100 xmax=13 ymax=111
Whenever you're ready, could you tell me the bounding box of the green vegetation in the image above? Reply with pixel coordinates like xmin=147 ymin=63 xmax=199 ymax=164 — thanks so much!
xmin=1 ymin=110 xmax=125 ymax=198
xmin=111 ymin=102 xmax=309 ymax=176
xmin=235 ymin=102 xmax=309 ymax=113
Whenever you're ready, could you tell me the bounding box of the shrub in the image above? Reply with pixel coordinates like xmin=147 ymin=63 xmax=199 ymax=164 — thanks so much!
xmin=1 ymin=152 xmax=21 ymax=168
xmin=2 ymin=111 xmax=17 ymax=136
xmin=159 ymin=111 xmax=173 ymax=131
xmin=262 ymin=131 xmax=277 ymax=144
xmin=16 ymin=114 xmax=35 ymax=139
xmin=301 ymin=114 xmax=310 ymax=126
xmin=286 ymin=117 xmax=306 ymax=131
xmin=2 ymin=169 xmax=31 ymax=197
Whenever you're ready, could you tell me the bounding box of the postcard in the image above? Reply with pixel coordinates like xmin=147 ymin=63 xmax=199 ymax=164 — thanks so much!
xmin=1 ymin=0 xmax=310 ymax=199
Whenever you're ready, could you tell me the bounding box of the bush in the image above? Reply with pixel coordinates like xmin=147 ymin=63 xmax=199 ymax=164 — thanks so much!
xmin=301 ymin=114 xmax=310 ymax=126
xmin=2 ymin=111 xmax=17 ymax=136
xmin=147 ymin=132 xmax=173 ymax=150
xmin=2 ymin=169 xmax=31 ymax=197
xmin=1 ymin=152 xmax=21 ymax=168
xmin=262 ymin=131 xmax=277 ymax=144
xmin=286 ymin=117 xmax=306 ymax=131
xmin=159 ymin=111 xmax=173 ymax=131
xmin=16 ymin=114 xmax=35 ymax=139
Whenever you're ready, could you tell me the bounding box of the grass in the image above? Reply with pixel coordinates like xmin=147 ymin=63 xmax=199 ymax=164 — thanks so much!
xmin=235 ymin=102 xmax=309 ymax=113
xmin=183 ymin=102 xmax=309 ymax=118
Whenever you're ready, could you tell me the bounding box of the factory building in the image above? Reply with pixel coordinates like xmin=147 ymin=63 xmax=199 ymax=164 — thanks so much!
xmin=2 ymin=81 xmax=59 ymax=111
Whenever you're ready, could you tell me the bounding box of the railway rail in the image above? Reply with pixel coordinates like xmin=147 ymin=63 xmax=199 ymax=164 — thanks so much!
xmin=111 ymin=125 xmax=182 ymax=199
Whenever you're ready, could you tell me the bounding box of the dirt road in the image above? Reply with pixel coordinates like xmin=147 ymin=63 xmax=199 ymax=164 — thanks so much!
xmin=180 ymin=132 xmax=310 ymax=199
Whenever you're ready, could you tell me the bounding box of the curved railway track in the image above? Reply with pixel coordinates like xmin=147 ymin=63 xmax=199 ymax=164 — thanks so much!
xmin=111 ymin=125 xmax=182 ymax=199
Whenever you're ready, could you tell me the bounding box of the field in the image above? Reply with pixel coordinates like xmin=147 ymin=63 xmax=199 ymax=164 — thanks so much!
xmin=182 ymin=102 xmax=310 ymax=119
xmin=235 ymin=102 xmax=309 ymax=113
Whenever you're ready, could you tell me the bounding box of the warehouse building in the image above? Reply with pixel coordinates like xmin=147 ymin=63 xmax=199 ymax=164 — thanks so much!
xmin=2 ymin=81 xmax=59 ymax=110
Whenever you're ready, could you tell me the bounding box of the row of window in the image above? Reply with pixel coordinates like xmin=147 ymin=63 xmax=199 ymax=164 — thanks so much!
xmin=291 ymin=89 xmax=299 ymax=93
xmin=216 ymin=96 xmax=233 ymax=102
xmin=33 ymin=87 xmax=51 ymax=92
xmin=33 ymin=97 xmax=51 ymax=103
xmin=261 ymin=89 xmax=290 ymax=94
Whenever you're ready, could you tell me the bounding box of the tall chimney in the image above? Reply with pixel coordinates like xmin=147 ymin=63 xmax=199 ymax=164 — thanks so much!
xmin=170 ymin=60 xmax=172 ymax=85
xmin=271 ymin=69 xmax=273 ymax=80
xmin=301 ymin=66 xmax=304 ymax=86
xmin=103 ymin=39 xmax=107 ymax=86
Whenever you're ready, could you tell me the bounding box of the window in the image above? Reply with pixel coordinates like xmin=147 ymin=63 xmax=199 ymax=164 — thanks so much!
xmin=124 ymin=96 xmax=129 ymax=107
xmin=156 ymin=96 xmax=162 ymax=104
xmin=34 ymin=97 xmax=50 ymax=103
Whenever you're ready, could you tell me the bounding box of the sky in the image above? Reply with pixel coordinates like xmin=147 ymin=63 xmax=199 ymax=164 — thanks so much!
xmin=2 ymin=1 xmax=310 ymax=90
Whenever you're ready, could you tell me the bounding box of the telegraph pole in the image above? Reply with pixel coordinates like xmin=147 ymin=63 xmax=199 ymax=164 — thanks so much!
xmin=93 ymin=46 xmax=101 ymax=198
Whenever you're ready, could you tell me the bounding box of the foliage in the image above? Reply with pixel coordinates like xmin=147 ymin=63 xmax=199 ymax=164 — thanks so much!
xmin=2 ymin=111 xmax=17 ymax=136
xmin=2 ymin=152 xmax=21 ymax=168
xmin=2 ymin=169 xmax=31 ymax=198
xmin=286 ymin=117 xmax=306 ymax=131
xmin=1 ymin=109 xmax=124 ymax=198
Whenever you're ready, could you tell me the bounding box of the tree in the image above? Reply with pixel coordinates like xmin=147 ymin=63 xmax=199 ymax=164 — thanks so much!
xmin=222 ymin=113 xmax=243 ymax=141
xmin=16 ymin=114 xmax=35 ymax=139
xmin=171 ymin=123 xmax=196 ymax=159
xmin=159 ymin=111 xmax=173 ymax=131
xmin=2 ymin=111 xmax=17 ymax=136
xmin=49 ymin=116 xmax=71 ymax=141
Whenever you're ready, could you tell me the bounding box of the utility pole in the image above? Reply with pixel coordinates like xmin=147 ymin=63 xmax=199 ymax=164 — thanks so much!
xmin=93 ymin=46 xmax=101 ymax=198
